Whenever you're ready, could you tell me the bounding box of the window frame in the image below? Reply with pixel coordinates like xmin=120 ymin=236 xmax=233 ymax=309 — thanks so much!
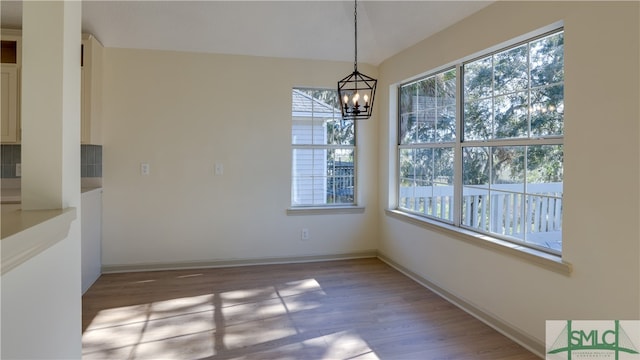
xmin=395 ymin=28 xmax=564 ymax=256
xmin=290 ymin=87 xmax=358 ymax=209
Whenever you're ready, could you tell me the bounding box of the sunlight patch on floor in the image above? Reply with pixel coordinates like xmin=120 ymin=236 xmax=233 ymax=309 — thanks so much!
xmin=222 ymin=320 xmax=300 ymax=349
xmin=220 ymin=286 xmax=276 ymax=303
xmin=127 ymin=330 xmax=216 ymax=359
xmin=83 ymin=278 xmax=338 ymax=359
xmin=83 ymin=320 xmax=148 ymax=356
xmin=85 ymin=303 xmax=151 ymax=330
xmin=176 ymin=273 xmax=203 ymax=279
xmin=277 ymin=278 xmax=324 ymax=296
xmin=320 ymin=330 xmax=381 ymax=360
xmin=139 ymin=312 xmax=215 ymax=343
xmin=221 ymin=298 xmax=286 ymax=324
xmin=149 ymin=294 xmax=214 ymax=316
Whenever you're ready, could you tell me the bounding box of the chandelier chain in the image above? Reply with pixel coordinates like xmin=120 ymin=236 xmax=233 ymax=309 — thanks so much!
xmin=353 ymin=0 xmax=358 ymax=72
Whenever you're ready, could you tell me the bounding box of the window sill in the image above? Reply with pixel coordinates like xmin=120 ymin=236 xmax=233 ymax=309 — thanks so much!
xmin=287 ymin=206 xmax=365 ymax=216
xmin=384 ymin=209 xmax=572 ymax=276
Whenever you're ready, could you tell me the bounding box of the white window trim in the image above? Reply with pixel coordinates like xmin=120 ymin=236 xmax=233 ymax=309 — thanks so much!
xmin=287 ymin=206 xmax=365 ymax=216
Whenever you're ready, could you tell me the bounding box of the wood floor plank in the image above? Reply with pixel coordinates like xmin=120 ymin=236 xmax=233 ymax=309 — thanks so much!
xmin=82 ymin=258 xmax=539 ymax=359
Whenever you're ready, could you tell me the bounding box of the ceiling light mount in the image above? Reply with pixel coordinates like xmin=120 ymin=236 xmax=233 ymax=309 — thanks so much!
xmin=338 ymin=0 xmax=377 ymax=120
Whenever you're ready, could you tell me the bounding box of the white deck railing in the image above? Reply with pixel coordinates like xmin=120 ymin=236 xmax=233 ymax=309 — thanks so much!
xmin=399 ymin=182 xmax=562 ymax=251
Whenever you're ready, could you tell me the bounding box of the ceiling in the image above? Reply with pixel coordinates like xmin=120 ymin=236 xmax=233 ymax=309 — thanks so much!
xmin=0 ymin=1 xmax=493 ymax=65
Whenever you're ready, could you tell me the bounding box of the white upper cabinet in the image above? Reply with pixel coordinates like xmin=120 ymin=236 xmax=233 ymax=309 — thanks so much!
xmin=81 ymin=34 xmax=103 ymax=145
xmin=1 ymin=64 xmax=19 ymax=143
xmin=1 ymin=30 xmax=103 ymax=144
xmin=1 ymin=31 xmax=21 ymax=144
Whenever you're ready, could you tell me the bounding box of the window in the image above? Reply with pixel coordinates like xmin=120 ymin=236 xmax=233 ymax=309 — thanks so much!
xmin=399 ymin=69 xmax=457 ymax=222
xmin=398 ymin=29 xmax=564 ymax=254
xmin=292 ymin=88 xmax=356 ymax=207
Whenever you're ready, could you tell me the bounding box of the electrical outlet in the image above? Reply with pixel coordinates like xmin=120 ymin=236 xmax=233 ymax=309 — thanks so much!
xmin=301 ymin=228 xmax=310 ymax=240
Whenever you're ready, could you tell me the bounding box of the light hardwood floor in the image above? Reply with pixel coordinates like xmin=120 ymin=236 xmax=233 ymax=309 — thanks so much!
xmin=82 ymin=258 xmax=540 ymax=359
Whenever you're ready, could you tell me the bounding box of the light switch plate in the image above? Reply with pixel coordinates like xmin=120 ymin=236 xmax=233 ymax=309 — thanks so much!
xmin=140 ymin=163 xmax=150 ymax=176
xmin=214 ymin=163 xmax=223 ymax=175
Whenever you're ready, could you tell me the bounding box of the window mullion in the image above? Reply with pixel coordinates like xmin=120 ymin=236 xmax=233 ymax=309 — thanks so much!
xmin=463 ymin=138 xmax=563 ymax=147
xmin=523 ymin=146 xmax=529 ymax=242
xmin=527 ymin=41 xmax=532 ymax=138
xmin=453 ymin=63 xmax=463 ymax=226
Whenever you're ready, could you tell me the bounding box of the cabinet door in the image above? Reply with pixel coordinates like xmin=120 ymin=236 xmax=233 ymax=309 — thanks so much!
xmin=81 ymin=65 xmax=88 ymax=143
xmin=1 ymin=64 xmax=19 ymax=143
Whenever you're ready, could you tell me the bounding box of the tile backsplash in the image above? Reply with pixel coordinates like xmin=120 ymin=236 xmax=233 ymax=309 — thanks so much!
xmin=0 ymin=144 xmax=102 ymax=178
xmin=81 ymin=145 xmax=102 ymax=178
xmin=1 ymin=145 xmax=21 ymax=178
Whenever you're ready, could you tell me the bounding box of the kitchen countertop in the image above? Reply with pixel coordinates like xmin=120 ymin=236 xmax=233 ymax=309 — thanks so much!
xmin=1 ymin=207 xmax=77 ymax=274
xmin=2 ymin=207 xmax=75 ymax=239
xmin=1 ymin=188 xmax=21 ymax=204
xmin=1 ymin=178 xmax=102 ymax=204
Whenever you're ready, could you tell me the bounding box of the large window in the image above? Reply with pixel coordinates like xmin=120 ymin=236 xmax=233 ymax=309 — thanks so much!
xmin=292 ymin=88 xmax=355 ymax=207
xmin=398 ymin=29 xmax=564 ymax=254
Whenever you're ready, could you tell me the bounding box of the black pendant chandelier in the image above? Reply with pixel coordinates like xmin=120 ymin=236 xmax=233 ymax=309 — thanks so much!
xmin=337 ymin=0 xmax=377 ymax=120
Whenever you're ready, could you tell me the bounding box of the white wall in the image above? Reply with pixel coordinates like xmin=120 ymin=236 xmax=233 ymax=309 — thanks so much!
xmin=101 ymin=50 xmax=379 ymax=268
xmin=1 ymin=228 xmax=82 ymax=359
xmin=377 ymin=1 xmax=639 ymax=352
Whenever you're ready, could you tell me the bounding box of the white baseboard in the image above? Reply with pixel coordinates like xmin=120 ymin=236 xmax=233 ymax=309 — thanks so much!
xmin=101 ymin=250 xmax=378 ymax=273
xmin=377 ymin=252 xmax=545 ymax=359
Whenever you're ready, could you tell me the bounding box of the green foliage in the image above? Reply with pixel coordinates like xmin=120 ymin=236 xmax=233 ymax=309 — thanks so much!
xmin=399 ymin=69 xmax=456 ymax=197
xmin=462 ymin=32 xmax=564 ymax=186
xmin=399 ymin=69 xmax=456 ymax=145
xmin=300 ymin=88 xmax=355 ymax=146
